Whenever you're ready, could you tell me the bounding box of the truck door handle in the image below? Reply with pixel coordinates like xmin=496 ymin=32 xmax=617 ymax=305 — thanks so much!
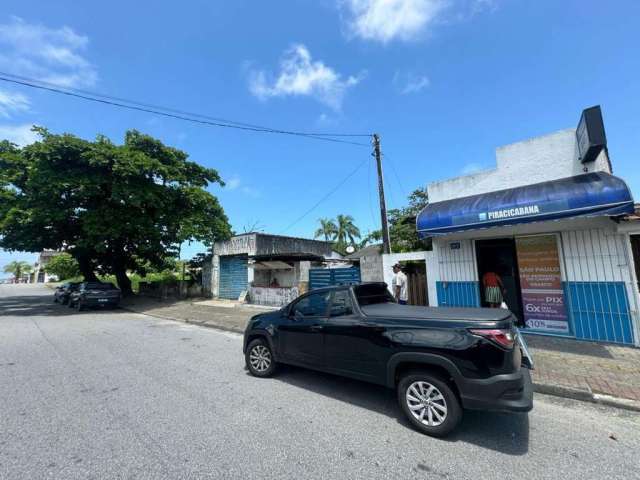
xmin=310 ymin=325 xmax=324 ymax=332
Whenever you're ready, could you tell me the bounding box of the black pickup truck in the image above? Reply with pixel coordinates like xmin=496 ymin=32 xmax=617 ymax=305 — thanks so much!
xmin=243 ymin=282 xmax=533 ymax=437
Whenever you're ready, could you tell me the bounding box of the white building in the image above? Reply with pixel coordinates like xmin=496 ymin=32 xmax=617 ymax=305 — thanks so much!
xmin=418 ymin=107 xmax=640 ymax=346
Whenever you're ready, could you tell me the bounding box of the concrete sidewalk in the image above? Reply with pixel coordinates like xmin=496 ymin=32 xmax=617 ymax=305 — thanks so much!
xmin=122 ymin=295 xmax=640 ymax=411
xmin=523 ymin=333 xmax=640 ymax=411
xmin=120 ymin=295 xmax=273 ymax=334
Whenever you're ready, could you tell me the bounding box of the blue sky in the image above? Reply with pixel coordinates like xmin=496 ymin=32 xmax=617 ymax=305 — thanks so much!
xmin=1 ymin=0 xmax=640 ymax=275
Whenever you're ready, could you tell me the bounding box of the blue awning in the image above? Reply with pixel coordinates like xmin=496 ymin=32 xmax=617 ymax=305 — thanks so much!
xmin=417 ymin=172 xmax=635 ymax=237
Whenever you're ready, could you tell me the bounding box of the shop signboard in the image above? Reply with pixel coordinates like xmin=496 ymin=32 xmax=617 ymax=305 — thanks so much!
xmin=515 ymin=235 xmax=569 ymax=333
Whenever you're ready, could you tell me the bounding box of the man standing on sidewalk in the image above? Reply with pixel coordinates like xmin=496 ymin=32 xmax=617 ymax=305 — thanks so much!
xmin=391 ymin=263 xmax=408 ymax=305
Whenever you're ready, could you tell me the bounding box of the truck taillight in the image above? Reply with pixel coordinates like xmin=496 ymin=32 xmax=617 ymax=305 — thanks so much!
xmin=469 ymin=328 xmax=515 ymax=349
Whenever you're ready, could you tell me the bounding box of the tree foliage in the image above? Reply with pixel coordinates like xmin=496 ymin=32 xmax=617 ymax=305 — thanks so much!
xmin=314 ymin=218 xmax=338 ymax=241
xmin=0 ymin=127 xmax=231 ymax=294
xmin=44 ymin=253 xmax=81 ymax=281
xmin=3 ymin=260 xmax=32 ymax=281
xmin=367 ymin=187 xmax=430 ymax=253
xmin=313 ymin=214 xmax=361 ymax=254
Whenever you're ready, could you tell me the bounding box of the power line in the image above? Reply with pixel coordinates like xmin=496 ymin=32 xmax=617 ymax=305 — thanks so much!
xmin=0 ymin=72 xmax=371 ymax=147
xmin=384 ymin=153 xmax=408 ymax=198
xmin=280 ymin=157 xmax=369 ymax=234
xmin=367 ymin=154 xmax=378 ymax=230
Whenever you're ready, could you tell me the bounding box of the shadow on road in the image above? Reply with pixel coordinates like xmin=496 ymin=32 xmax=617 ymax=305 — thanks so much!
xmin=0 ymin=294 xmax=121 ymax=317
xmin=271 ymin=365 xmax=529 ymax=456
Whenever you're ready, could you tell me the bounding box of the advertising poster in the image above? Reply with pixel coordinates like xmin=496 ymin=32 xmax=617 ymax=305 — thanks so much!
xmin=515 ymin=235 xmax=569 ymax=333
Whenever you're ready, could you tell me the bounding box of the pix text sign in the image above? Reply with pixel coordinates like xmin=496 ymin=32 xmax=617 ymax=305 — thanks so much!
xmin=516 ymin=235 xmax=569 ymax=333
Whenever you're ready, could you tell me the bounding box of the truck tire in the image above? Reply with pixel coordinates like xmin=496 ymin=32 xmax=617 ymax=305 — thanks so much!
xmin=245 ymin=338 xmax=277 ymax=378
xmin=397 ymin=371 xmax=462 ymax=437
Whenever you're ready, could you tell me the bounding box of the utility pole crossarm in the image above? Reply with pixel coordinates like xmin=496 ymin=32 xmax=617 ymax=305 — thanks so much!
xmin=373 ymin=134 xmax=391 ymax=254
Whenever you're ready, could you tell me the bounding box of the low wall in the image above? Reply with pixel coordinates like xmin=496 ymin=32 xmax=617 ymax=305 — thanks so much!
xmin=249 ymin=286 xmax=299 ymax=307
xmin=139 ymin=281 xmax=203 ymax=300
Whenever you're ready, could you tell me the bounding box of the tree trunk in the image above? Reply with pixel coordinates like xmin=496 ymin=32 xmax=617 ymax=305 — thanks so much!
xmin=114 ymin=266 xmax=133 ymax=296
xmin=76 ymin=255 xmax=98 ymax=282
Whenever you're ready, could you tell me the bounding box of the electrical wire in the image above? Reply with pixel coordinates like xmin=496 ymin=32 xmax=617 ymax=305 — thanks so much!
xmin=367 ymin=155 xmax=379 ymax=230
xmin=0 ymin=72 xmax=371 ymax=147
xmin=280 ymin=157 xmax=369 ymax=234
xmin=384 ymin=153 xmax=408 ymax=198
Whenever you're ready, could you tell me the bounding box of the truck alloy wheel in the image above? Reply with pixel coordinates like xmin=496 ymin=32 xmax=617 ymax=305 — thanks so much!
xmin=245 ymin=339 xmax=277 ymax=378
xmin=406 ymin=381 xmax=447 ymax=426
xmin=398 ymin=373 xmax=461 ymax=437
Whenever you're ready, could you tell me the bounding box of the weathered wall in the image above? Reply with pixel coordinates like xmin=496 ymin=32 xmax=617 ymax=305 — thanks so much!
xmin=254 ymin=234 xmax=333 ymax=257
xmin=428 ymin=129 xmax=612 ymax=203
xmin=202 ymin=261 xmax=212 ymax=297
xmin=359 ymin=252 xmax=384 ymax=282
xmin=249 ymin=286 xmax=299 ymax=307
xmin=213 ymin=234 xmax=257 ymax=256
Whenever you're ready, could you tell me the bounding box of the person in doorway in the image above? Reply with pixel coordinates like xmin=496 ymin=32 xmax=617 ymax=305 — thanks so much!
xmin=482 ymin=270 xmax=505 ymax=308
xmin=391 ymin=263 xmax=408 ymax=305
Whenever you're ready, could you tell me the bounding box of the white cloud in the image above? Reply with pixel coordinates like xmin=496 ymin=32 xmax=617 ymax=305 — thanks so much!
xmin=393 ymin=71 xmax=430 ymax=94
xmin=0 ymin=89 xmax=30 ymax=117
xmin=342 ymin=0 xmax=446 ymax=43
xmin=0 ymin=16 xmax=97 ymax=87
xmin=240 ymin=186 xmax=261 ymax=198
xmin=0 ymin=124 xmax=39 ymax=146
xmin=249 ymin=44 xmax=362 ymax=110
xmin=226 ymin=176 xmax=241 ymax=190
xmin=461 ymin=162 xmax=488 ymax=175
xmin=223 ymin=175 xmax=260 ymax=197
xmin=341 ymin=0 xmax=498 ymax=43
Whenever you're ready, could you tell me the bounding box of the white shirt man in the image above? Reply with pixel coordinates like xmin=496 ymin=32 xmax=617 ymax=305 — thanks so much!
xmin=391 ymin=264 xmax=408 ymax=304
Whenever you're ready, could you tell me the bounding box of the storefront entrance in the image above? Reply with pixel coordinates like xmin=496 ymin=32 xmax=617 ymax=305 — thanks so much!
xmin=475 ymin=238 xmax=524 ymax=323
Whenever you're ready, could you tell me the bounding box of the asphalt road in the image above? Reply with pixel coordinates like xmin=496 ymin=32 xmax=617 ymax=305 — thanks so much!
xmin=1 ymin=284 xmax=639 ymax=480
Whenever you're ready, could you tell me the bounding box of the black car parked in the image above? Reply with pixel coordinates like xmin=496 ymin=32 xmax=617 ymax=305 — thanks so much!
xmin=68 ymin=282 xmax=121 ymax=311
xmin=53 ymin=282 xmax=80 ymax=305
xmin=243 ymin=282 xmax=533 ymax=437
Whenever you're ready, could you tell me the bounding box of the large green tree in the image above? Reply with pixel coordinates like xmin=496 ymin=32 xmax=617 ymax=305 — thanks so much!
xmin=44 ymin=253 xmax=81 ymax=281
xmin=0 ymin=127 xmax=231 ymax=294
xmin=367 ymin=187 xmax=430 ymax=252
xmin=3 ymin=260 xmax=32 ymax=282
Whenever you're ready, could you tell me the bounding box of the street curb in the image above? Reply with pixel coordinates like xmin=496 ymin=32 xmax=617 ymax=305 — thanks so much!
xmin=533 ymin=382 xmax=640 ymax=413
xmin=120 ymin=305 xmax=245 ymax=334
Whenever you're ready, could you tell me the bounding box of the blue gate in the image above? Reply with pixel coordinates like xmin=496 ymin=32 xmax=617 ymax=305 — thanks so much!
xmin=309 ymin=267 xmax=361 ymax=290
xmin=219 ymin=255 xmax=248 ymax=299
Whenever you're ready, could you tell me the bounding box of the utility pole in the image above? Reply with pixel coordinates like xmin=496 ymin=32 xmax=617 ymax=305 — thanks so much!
xmin=373 ymin=133 xmax=391 ymax=254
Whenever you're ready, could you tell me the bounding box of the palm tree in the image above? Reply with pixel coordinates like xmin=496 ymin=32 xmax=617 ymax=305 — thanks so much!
xmin=314 ymin=218 xmax=338 ymax=241
xmin=335 ymin=214 xmax=361 ymax=246
xmin=3 ymin=261 xmax=33 ymax=283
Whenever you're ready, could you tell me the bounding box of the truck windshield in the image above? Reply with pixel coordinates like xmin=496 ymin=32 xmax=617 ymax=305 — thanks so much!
xmin=354 ymin=284 xmax=394 ymax=306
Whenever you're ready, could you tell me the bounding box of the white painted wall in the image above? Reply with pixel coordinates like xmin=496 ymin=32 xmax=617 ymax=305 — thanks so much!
xmin=434 ymin=238 xmax=477 ymax=282
xmin=426 ymin=250 xmax=438 ymax=307
xmin=428 ymin=129 xmax=612 ymax=203
xmin=381 ymin=251 xmax=428 ymax=295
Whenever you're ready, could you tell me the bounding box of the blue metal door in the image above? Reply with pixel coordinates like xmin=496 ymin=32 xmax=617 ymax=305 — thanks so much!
xmin=309 ymin=267 xmax=361 ymax=290
xmin=219 ymin=255 xmax=248 ymax=299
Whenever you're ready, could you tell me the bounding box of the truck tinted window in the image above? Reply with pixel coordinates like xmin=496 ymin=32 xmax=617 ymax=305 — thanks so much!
xmin=330 ymin=290 xmax=354 ymax=317
xmin=354 ymin=284 xmax=394 ymax=306
xmin=292 ymin=292 xmax=330 ymax=317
